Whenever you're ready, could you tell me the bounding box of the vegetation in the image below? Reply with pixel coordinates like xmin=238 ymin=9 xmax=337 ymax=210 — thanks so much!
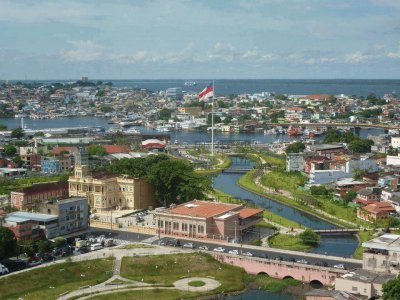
xmin=242 ymin=273 xmax=301 ymax=293
xmin=120 ymin=253 xmax=245 ymax=293
xmin=158 ymin=108 xmax=174 ymax=121
xmin=106 ymin=155 xmax=212 ymax=206
xmin=3 ymin=144 xmax=17 ymax=156
xmin=116 ymin=244 xmax=154 ymax=249
xmin=382 ymin=275 xmax=400 ymax=300
xmin=188 ymin=280 xmax=206 ymax=287
xmin=100 ymin=104 xmax=113 ymax=113
xmin=0 ymin=174 xmax=68 ymax=195
xmin=268 ymin=233 xmax=314 ymax=251
xmin=87 ymin=144 xmax=108 ymax=156
xmin=285 ymin=142 xmax=306 ymax=154
xmin=261 ymin=170 xmax=307 ymax=193
xmin=0 ymin=227 xmax=17 ymax=260
xmin=0 ymin=124 xmax=7 ymax=131
xmin=90 ymin=289 xmax=205 ymax=300
xmin=353 ymin=230 xmax=374 ymax=259
xmin=299 ymin=229 xmax=320 ymax=246
xmin=323 ymin=129 xmax=374 ymax=153
xmin=0 ymin=258 xmax=113 ymax=300
xmin=259 ymin=152 xmax=286 ymax=169
xmin=11 ymin=127 xmax=24 ymax=139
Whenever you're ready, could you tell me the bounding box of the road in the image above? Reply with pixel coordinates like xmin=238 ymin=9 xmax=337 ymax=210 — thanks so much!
xmin=90 ymin=228 xmax=362 ymax=270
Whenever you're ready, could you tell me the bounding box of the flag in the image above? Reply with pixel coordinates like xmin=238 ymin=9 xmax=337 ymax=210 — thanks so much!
xmin=198 ymin=82 xmax=214 ymax=100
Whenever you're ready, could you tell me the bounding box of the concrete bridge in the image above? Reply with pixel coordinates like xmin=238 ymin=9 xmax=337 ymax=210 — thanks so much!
xmin=263 ymin=122 xmax=399 ymax=130
xmin=211 ymin=253 xmax=347 ymax=286
xmin=313 ymin=228 xmax=359 ymax=235
xmin=222 ymin=168 xmax=253 ymax=173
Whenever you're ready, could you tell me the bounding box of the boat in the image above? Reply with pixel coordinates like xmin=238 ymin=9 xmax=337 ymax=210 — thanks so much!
xmin=122 ymin=127 xmax=140 ymax=135
xmin=184 ymin=81 xmax=197 ymax=86
xmin=287 ymin=126 xmax=300 ymax=136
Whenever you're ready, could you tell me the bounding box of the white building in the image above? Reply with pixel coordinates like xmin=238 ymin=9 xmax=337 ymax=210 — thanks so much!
xmin=284 ymin=107 xmax=310 ymax=121
xmin=387 ymin=154 xmax=400 ymax=166
xmin=286 ymin=153 xmax=305 ymax=172
xmin=309 ymin=170 xmax=352 ymax=185
xmin=391 ymin=136 xmax=400 ymax=149
xmin=344 ymin=158 xmax=378 ymax=175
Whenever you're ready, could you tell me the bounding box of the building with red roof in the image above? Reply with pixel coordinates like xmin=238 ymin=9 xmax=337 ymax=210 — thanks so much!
xmin=154 ymin=200 xmax=263 ymax=242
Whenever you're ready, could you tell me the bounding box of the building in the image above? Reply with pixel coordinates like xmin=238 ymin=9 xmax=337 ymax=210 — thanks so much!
xmin=362 ymin=234 xmax=400 ymax=274
xmin=357 ymin=202 xmax=395 ymax=222
xmin=38 ymin=197 xmax=88 ymax=236
xmin=178 ymin=106 xmax=202 ymax=117
xmin=354 ymin=188 xmax=381 ymax=206
xmin=335 ymin=269 xmax=395 ymax=299
xmin=390 ymin=136 xmax=400 ymax=149
xmin=154 ymin=200 xmax=263 ymax=242
xmin=286 ymin=153 xmax=305 ymax=172
xmin=334 ymin=179 xmax=370 ymax=199
xmin=166 ymin=87 xmax=183 ymax=100
xmin=284 ymin=107 xmax=310 ymax=121
xmin=41 ymin=159 xmax=60 ymax=174
xmin=68 ymin=165 xmax=155 ymax=211
xmin=307 ymin=144 xmax=345 ymax=159
xmin=304 ymin=290 xmax=365 ymax=300
xmin=309 ymin=170 xmax=351 ymax=185
xmin=386 ymin=154 xmax=400 ymax=166
xmin=11 ymin=181 xmax=69 ymax=210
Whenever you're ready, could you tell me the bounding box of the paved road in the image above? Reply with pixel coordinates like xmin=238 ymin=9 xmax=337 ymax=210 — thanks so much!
xmin=90 ymin=227 xmax=362 ymax=270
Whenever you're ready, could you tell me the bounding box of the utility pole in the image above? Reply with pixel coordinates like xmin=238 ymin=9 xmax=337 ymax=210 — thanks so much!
xmin=110 ymin=209 xmax=113 ymax=230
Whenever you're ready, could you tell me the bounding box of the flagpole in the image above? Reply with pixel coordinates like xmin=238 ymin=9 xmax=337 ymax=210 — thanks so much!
xmin=211 ymin=80 xmax=214 ymax=156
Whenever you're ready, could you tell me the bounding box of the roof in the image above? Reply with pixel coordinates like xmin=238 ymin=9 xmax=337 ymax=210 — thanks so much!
xmin=12 ymin=181 xmax=68 ymax=196
xmin=168 ymin=200 xmax=242 ymax=218
xmin=362 ymin=202 xmax=395 ymax=214
xmin=7 ymin=211 xmax=58 ymax=222
xmin=357 ymin=188 xmax=375 ymax=196
xmin=51 ymin=146 xmax=77 ymax=155
xmin=286 ymin=107 xmax=306 ymax=111
xmin=304 ymin=290 xmax=366 ymax=300
xmin=238 ymin=208 xmax=263 ymax=219
xmin=306 ymin=93 xmax=331 ymax=100
xmin=308 ymin=144 xmax=344 ymax=151
xmin=102 ymin=144 xmax=130 ymax=154
xmin=142 ymin=139 xmax=166 ymax=148
xmin=339 ymin=268 xmax=395 ymax=284
xmin=362 ymin=233 xmax=400 ymax=251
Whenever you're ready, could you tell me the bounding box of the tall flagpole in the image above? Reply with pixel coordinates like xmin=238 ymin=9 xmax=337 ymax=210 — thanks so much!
xmin=211 ymin=80 xmax=214 ymax=156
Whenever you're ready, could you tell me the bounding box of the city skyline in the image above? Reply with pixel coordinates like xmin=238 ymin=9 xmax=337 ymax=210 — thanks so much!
xmin=1 ymin=0 xmax=400 ymax=79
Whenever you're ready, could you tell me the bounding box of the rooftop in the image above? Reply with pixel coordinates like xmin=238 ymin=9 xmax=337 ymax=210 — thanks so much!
xmin=340 ymin=268 xmax=395 ymax=284
xmin=167 ymin=200 xmax=242 ymax=218
xmin=12 ymin=181 xmax=68 ymax=195
xmin=362 ymin=233 xmax=400 ymax=252
xmin=6 ymin=211 xmax=58 ymax=223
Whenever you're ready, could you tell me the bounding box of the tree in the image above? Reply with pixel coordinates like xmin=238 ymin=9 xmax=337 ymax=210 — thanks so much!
xmin=343 ymin=191 xmax=357 ymax=203
xmin=100 ymin=104 xmax=113 ymax=113
xmin=146 ymin=159 xmax=212 ymax=206
xmin=11 ymin=127 xmax=24 ymax=138
xmin=87 ymin=145 xmax=108 ymax=156
xmin=299 ymin=229 xmax=319 ymax=246
xmin=33 ymin=131 xmax=44 ymax=137
xmin=0 ymin=124 xmax=7 ymax=131
xmin=158 ymin=109 xmax=174 ymax=121
xmin=310 ymin=186 xmax=330 ymax=196
xmin=12 ymin=155 xmax=24 ymax=167
xmin=4 ymin=144 xmax=17 ymax=156
xmin=37 ymin=240 xmax=52 ymax=254
xmin=207 ymin=114 xmax=222 ymax=125
xmin=0 ymin=227 xmax=17 ymax=260
xmin=349 ymin=139 xmax=374 ymax=153
xmin=382 ymin=275 xmax=400 ymax=300
xmin=285 ymin=142 xmax=306 ymax=154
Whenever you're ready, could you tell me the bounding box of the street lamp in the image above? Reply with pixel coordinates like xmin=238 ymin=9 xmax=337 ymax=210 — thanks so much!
xmin=141 ymin=278 xmax=144 ymax=300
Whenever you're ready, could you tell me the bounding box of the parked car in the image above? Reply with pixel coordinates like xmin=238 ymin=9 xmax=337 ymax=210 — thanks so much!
xmin=242 ymin=252 xmax=253 ymax=257
xmin=167 ymin=239 xmax=181 ymax=247
xmin=90 ymin=243 xmax=103 ymax=251
xmin=334 ymin=264 xmax=345 ymax=269
xmin=213 ymin=247 xmax=225 ymax=253
xmin=275 ymin=256 xmax=283 ymax=261
xmin=183 ymin=243 xmax=195 ymax=249
xmin=0 ymin=264 xmax=9 ymax=275
xmin=297 ymin=259 xmax=309 ymax=264
xmin=258 ymin=253 xmax=268 ymax=259
xmin=198 ymin=245 xmax=209 ymax=251
xmin=288 ymin=257 xmax=296 ymax=262
xmin=28 ymin=260 xmax=43 ymax=267
xmin=228 ymin=249 xmax=239 ymax=255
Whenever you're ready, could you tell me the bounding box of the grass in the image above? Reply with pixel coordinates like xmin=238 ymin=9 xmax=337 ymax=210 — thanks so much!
xmin=261 ymin=170 xmax=307 ymax=193
xmin=90 ymin=289 xmax=206 ymax=300
xmin=242 ymin=273 xmax=301 ymax=293
xmin=353 ymin=230 xmax=374 ymax=259
xmin=256 ymin=220 xmax=278 ymax=230
xmin=0 ymin=174 xmax=69 ymax=195
xmin=268 ymin=233 xmax=314 ymax=252
xmin=188 ymin=280 xmax=206 ymax=287
xmin=0 ymin=258 xmax=113 ymax=300
xmin=120 ymin=253 xmax=245 ymax=293
xmin=196 ymin=154 xmax=232 ymax=175
xmin=116 ymin=243 xmax=154 ymax=249
xmin=258 ymin=152 xmax=286 ymax=169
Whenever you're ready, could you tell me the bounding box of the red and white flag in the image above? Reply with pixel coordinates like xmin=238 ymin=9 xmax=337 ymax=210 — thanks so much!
xmin=198 ymin=82 xmax=214 ymax=100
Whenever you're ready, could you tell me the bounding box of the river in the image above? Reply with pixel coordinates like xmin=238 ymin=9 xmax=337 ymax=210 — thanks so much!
xmin=223 ymin=289 xmax=298 ymax=300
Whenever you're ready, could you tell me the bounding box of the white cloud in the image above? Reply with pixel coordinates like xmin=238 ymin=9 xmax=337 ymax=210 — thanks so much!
xmin=60 ymin=40 xmax=105 ymax=62
xmin=344 ymin=51 xmax=368 ymax=63
xmin=241 ymin=50 xmax=258 ymax=59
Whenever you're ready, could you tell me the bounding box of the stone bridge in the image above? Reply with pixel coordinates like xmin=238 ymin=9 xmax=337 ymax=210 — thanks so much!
xmin=211 ymin=253 xmax=347 ymax=286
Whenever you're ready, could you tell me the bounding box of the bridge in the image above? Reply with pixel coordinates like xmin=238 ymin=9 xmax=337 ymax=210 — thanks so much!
xmin=313 ymin=228 xmax=360 ymax=235
xmin=263 ymin=122 xmax=400 ymax=130
xmin=222 ymin=168 xmax=253 ymax=173
xmin=211 ymin=253 xmax=347 ymax=286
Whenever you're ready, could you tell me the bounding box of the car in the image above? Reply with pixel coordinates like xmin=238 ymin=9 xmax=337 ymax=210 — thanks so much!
xmin=288 ymin=257 xmax=296 ymax=262
xmin=198 ymin=245 xmax=209 ymax=251
xmin=167 ymin=239 xmax=181 ymax=247
xmin=228 ymin=249 xmax=239 ymax=255
xmin=297 ymin=259 xmax=309 ymax=264
xmin=0 ymin=264 xmax=9 ymax=275
xmin=275 ymin=256 xmax=283 ymax=261
xmin=183 ymin=243 xmax=195 ymax=249
xmin=159 ymin=240 xmax=167 ymax=246
xmin=242 ymin=252 xmax=253 ymax=257
xmin=213 ymin=247 xmax=225 ymax=253
xmin=334 ymin=264 xmax=345 ymax=269
xmin=258 ymin=253 xmax=268 ymax=259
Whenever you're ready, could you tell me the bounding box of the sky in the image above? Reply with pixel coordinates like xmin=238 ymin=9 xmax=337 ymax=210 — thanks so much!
xmin=1 ymin=0 xmax=400 ymax=80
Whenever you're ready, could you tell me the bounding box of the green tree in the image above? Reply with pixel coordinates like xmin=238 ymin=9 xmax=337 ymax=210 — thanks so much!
xmin=33 ymin=131 xmax=44 ymax=137
xmin=299 ymin=229 xmax=319 ymax=246
xmin=100 ymin=104 xmax=113 ymax=113
xmin=0 ymin=124 xmax=7 ymax=131
xmin=158 ymin=109 xmax=174 ymax=121
xmin=343 ymin=191 xmax=357 ymax=203
xmin=349 ymin=139 xmax=374 ymax=153
xmin=147 ymin=159 xmax=212 ymax=206
xmin=87 ymin=145 xmax=108 ymax=156
xmin=310 ymin=185 xmax=330 ymax=196
xmin=285 ymin=142 xmax=306 ymax=154
xmin=4 ymin=144 xmax=17 ymax=156
xmin=53 ymin=237 xmax=67 ymax=248
xmin=207 ymin=114 xmax=222 ymax=125
xmin=37 ymin=239 xmax=52 ymax=254
xmin=0 ymin=227 xmax=17 ymax=260
xmin=382 ymin=275 xmax=400 ymax=300
xmin=11 ymin=127 xmax=24 ymax=138
xmin=12 ymin=155 xmax=24 ymax=167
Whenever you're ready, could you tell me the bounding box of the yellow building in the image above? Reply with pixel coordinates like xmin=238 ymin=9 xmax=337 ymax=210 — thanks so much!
xmin=178 ymin=106 xmax=202 ymax=116
xmin=68 ymin=166 xmax=155 ymax=211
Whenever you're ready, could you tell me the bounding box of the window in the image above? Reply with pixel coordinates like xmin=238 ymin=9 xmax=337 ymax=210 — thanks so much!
xmin=173 ymin=222 xmax=179 ymax=230
xmin=158 ymin=220 xmax=164 ymax=228
xmin=198 ymin=225 xmax=204 ymax=234
xmin=182 ymin=223 xmax=188 ymax=231
xmin=352 ymin=287 xmax=358 ymax=292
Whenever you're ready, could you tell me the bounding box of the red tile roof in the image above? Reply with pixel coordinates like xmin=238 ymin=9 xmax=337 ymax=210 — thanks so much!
xmin=51 ymin=146 xmax=77 ymax=155
xmin=363 ymin=202 xmax=395 ymax=214
xmin=12 ymin=181 xmax=68 ymax=196
xmin=102 ymin=144 xmax=130 ymax=154
xmin=306 ymin=94 xmax=331 ymax=100
xmin=238 ymin=208 xmax=263 ymax=219
xmin=169 ymin=200 xmax=241 ymax=218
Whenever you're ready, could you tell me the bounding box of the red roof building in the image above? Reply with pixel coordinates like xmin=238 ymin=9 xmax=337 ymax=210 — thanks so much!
xmin=102 ymin=144 xmax=131 ymax=154
xmin=305 ymin=94 xmax=331 ymax=101
xmin=357 ymin=202 xmax=396 ymax=222
xmin=155 ymin=200 xmax=263 ymax=242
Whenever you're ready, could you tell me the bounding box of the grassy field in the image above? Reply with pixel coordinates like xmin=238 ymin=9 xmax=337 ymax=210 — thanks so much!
xmin=261 ymin=170 xmax=307 ymax=193
xmin=120 ymin=253 xmax=245 ymax=293
xmin=0 ymin=174 xmax=69 ymax=195
xmin=196 ymin=154 xmax=232 ymax=175
xmin=90 ymin=289 xmax=207 ymax=300
xmin=268 ymin=233 xmax=314 ymax=252
xmin=242 ymin=273 xmax=301 ymax=293
xmin=258 ymin=152 xmax=286 ymax=169
xmin=0 ymin=258 xmax=113 ymax=300
xmin=353 ymin=230 xmax=374 ymax=259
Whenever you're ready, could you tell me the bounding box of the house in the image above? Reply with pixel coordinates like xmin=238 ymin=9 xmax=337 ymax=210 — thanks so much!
xmin=307 ymin=144 xmax=346 ymax=159
xmin=286 ymin=153 xmax=305 ymax=172
xmin=11 ymin=181 xmax=69 ymax=210
xmin=354 ymin=188 xmax=381 ymax=206
xmin=41 ymin=159 xmax=60 ymax=174
xmin=362 ymin=233 xmax=400 ymax=274
xmin=335 ymin=269 xmax=395 ymax=299
xmin=68 ymin=165 xmax=155 ymax=211
xmin=357 ymin=202 xmax=395 ymax=222
xmin=390 ymin=136 xmax=400 ymax=149
xmin=284 ymin=107 xmax=310 ymax=121
xmin=378 ymin=175 xmax=399 ymax=188
xmin=154 ymin=200 xmax=263 ymax=242
xmin=309 ymin=170 xmax=351 ymax=185
xmin=304 ymin=290 xmax=366 ymax=300
xmin=334 ymin=179 xmax=370 ymax=199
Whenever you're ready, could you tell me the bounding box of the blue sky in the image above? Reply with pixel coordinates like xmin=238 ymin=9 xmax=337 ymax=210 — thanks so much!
xmin=1 ymin=0 xmax=400 ymax=79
